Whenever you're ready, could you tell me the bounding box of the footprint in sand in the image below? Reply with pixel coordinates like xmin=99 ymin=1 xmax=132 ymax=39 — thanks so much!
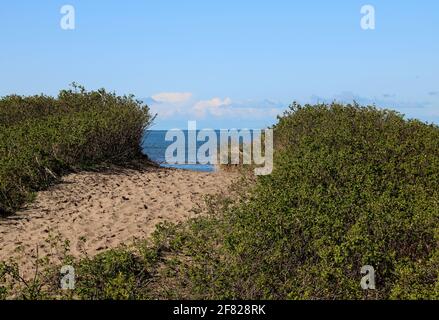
xmin=0 ymin=168 xmax=238 ymax=276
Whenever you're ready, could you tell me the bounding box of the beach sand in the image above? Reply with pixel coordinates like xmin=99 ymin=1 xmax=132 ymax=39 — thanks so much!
xmin=0 ymin=166 xmax=238 ymax=274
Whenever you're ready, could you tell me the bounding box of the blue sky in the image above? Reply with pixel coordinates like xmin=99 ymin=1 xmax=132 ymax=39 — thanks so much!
xmin=0 ymin=0 xmax=438 ymax=129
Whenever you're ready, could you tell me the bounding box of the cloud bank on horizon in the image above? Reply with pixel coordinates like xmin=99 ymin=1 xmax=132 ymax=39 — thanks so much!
xmin=145 ymin=92 xmax=285 ymax=129
xmin=145 ymin=91 xmax=438 ymax=129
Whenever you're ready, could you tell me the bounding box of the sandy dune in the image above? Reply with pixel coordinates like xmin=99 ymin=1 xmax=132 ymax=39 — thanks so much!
xmin=0 ymin=166 xmax=237 ymax=273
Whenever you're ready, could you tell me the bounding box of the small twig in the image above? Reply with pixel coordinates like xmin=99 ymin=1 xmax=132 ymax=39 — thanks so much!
xmin=32 ymin=246 xmax=39 ymax=287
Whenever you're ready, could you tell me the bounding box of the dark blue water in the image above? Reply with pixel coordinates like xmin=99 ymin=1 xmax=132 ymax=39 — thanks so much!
xmin=141 ymin=130 xmax=216 ymax=172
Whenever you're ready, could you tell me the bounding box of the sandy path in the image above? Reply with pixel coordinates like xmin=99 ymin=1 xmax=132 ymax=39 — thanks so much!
xmin=0 ymin=167 xmax=237 ymax=273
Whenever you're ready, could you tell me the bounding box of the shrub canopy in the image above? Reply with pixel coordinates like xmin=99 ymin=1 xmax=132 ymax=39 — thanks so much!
xmin=142 ymin=103 xmax=439 ymax=299
xmin=0 ymin=85 xmax=154 ymax=215
xmin=2 ymin=102 xmax=438 ymax=300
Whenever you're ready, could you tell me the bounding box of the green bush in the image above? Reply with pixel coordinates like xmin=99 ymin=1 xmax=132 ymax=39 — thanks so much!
xmin=0 ymin=84 xmax=154 ymax=215
xmin=144 ymin=103 xmax=439 ymax=299
xmin=72 ymin=248 xmax=153 ymax=300
xmin=2 ymin=103 xmax=438 ymax=300
xmin=213 ymin=103 xmax=439 ymax=299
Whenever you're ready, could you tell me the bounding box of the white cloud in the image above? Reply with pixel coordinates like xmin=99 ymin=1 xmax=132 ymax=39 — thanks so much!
xmin=146 ymin=93 xmax=284 ymax=120
xmin=193 ymin=97 xmax=232 ymax=117
xmin=151 ymin=92 xmax=192 ymax=104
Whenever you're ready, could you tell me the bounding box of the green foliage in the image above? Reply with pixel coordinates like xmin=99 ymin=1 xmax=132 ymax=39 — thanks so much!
xmin=145 ymin=103 xmax=439 ymax=299
xmin=0 ymin=84 xmax=154 ymax=215
xmin=215 ymin=103 xmax=439 ymax=299
xmin=2 ymin=103 xmax=438 ymax=300
xmin=73 ymin=248 xmax=153 ymax=300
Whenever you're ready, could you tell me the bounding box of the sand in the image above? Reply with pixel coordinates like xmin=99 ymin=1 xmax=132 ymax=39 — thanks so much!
xmin=0 ymin=166 xmax=238 ymax=273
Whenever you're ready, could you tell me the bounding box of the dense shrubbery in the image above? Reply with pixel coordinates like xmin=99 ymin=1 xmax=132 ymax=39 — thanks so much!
xmin=0 ymin=84 xmax=154 ymax=215
xmin=137 ymin=103 xmax=438 ymax=300
xmin=218 ymin=103 xmax=439 ymax=299
xmin=2 ymin=103 xmax=438 ymax=299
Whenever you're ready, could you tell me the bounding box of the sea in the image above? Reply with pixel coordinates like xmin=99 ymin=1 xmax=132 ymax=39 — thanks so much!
xmin=141 ymin=129 xmax=256 ymax=172
xmin=141 ymin=130 xmax=216 ymax=172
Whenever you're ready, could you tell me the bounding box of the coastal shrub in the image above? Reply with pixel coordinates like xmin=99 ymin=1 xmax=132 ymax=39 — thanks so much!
xmin=213 ymin=103 xmax=439 ymax=299
xmin=2 ymin=103 xmax=438 ymax=300
xmin=146 ymin=103 xmax=439 ymax=299
xmin=72 ymin=248 xmax=154 ymax=300
xmin=0 ymin=84 xmax=154 ymax=215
